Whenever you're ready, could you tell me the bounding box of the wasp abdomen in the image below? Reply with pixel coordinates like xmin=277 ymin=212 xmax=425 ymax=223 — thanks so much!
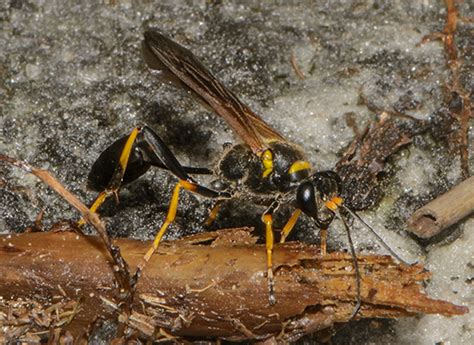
xmin=87 ymin=135 xmax=151 ymax=192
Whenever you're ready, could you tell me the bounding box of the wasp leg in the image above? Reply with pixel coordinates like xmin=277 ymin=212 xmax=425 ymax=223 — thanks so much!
xmin=280 ymin=208 xmax=328 ymax=256
xmin=116 ymin=126 xmax=229 ymax=274
xmin=135 ymin=179 xmax=226 ymax=277
xmin=320 ymin=228 xmax=328 ymax=256
xmin=141 ymin=181 xmax=182 ymax=264
xmin=205 ymin=200 xmax=223 ymax=227
xmin=339 ymin=212 xmax=361 ymax=320
xmin=279 ymin=209 xmax=302 ymax=243
xmin=261 ymin=200 xmax=280 ymax=306
xmin=79 ymin=127 xmax=140 ymax=226
xmin=131 ymin=128 xmax=230 ymax=275
xmin=262 ymin=213 xmax=276 ymax=306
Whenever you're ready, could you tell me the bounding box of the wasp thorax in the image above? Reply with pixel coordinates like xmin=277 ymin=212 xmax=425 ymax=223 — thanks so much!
xmin=265 ymin=142 xmax=311 ymax=192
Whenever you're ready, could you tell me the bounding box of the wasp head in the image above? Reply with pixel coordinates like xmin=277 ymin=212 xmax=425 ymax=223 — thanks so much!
xmin=295 ymin=171 xmax=343 ymax=228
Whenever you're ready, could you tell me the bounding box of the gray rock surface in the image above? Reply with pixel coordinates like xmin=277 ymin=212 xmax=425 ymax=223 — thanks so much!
xmin=1 ymin=1 xmax=472 ymax=344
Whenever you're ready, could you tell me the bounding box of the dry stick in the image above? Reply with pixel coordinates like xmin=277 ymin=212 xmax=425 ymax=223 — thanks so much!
xmin=407 ymin=175 xmax=474 ymax=238
xmin=420 ymin=0 xmax=472 ymax=178
xmin=0 ymin=230 xmax=468 ymax=342
xmin=290 ymin=51 xmax=305 ymax=80
xmin=0 ymin=155 xmax=134 ymax=324
xmin=441 ymin=0 xmax=472 ymax=179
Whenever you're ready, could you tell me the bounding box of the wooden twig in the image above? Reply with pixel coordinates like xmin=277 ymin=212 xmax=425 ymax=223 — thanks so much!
xmin=290 ymin=51 xmax=305 ymax=80
xmin=419 ymin=0 xmax=472 ymax=178
xmin=406 ymin=176 xmax=474 ymax=238
xmin=0 ymin=155 xmax=134 ymax=325
xmin=0 ymin=229 xmax=468 ymax=343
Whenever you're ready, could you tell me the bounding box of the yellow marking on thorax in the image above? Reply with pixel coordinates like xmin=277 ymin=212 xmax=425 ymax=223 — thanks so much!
xmin=288 ymin=160 xmax=312 ymax=175
xmin=261 ymin=149 xmax=274 ymax=178
xmin=325 ymin=196 xmax=343 ymax=211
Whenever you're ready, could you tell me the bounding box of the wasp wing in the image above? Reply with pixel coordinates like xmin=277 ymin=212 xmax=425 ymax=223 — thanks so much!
xmin=142 ymin=30 xmax=284 ymax=154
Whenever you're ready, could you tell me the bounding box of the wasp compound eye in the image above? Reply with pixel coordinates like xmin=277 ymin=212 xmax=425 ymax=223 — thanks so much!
xmin=312 ymin=170 xmax=342 ymax=198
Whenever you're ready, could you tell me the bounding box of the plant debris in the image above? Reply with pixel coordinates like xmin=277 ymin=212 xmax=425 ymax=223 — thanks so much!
xmin=420 ymin=0 xmax=472 ymax=178
xmin=336 ymin=111 xmax=424 ymax=210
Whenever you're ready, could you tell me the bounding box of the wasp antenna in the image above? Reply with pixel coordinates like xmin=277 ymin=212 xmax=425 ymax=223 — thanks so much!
xmin=341 ymin=205 xmax=414 ymax=266
xmin=337 ymin=210 xmax=361 ymax=320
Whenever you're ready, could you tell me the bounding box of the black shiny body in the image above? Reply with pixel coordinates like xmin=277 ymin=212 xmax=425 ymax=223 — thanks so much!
xmin=88 ymin=128 xmax=212 ymax=192
xmin=88 ymin=136 xmax=150 ymax=192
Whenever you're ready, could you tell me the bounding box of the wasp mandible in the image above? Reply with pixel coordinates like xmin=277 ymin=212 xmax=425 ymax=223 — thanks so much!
xmin=86 ymin=30 xmax=410 ymax=313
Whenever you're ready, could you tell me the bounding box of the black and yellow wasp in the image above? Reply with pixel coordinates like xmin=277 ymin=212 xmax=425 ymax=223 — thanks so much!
xmin=86 ymin=30 xmax=409 ymax=313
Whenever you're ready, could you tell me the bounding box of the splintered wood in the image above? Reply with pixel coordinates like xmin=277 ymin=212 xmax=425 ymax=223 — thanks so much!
xmin=0 ymin=228 xmax=468 ymax=342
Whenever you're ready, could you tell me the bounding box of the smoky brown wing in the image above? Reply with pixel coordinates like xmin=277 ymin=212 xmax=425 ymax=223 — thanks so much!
xmin=142 ymin=30 xmax=284 ymax=154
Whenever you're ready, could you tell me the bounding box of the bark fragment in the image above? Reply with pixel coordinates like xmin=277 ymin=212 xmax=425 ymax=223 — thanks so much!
xmin=0 ymin=228 xmax=468 ymax=343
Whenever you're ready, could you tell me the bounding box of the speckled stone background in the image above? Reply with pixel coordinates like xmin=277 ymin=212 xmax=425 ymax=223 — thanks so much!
xmin=1 ymin=0 xmax=472 ymax=344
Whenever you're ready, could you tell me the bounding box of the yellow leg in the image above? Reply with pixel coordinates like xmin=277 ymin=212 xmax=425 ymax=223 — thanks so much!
xmin=262 ymin=213 xmax=276 ymax=305
xmin=205 ymin=200 xmax=222 ymax=226
xmin=320 ymin=196 xmax=341 ymax=256
xmin=320 ymin=228 xmax=327 ymax=256
xmin=78 ymin=191 xmax=108 ymax=226
xmin=143 ymin=182 xmax=182 ymax=263
xmin=137 ymin=178 xmax=201 ymax=273
xmin=79 ymin=128 xmax=140 ymax=226
xmin=280 ymin=209 xmax=302 ymax=243
xmin=133 ymin=178 xmax=204 ymax=277
xmin=89 ymin=191 xmax=108 ymax=213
